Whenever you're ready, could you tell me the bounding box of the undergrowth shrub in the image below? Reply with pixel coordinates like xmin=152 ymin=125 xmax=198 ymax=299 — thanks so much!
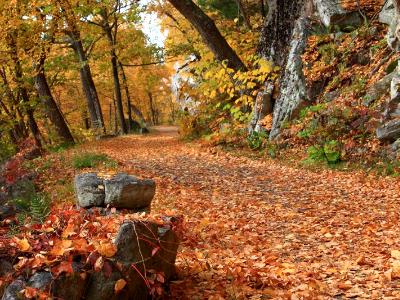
xmin=13 ymin=192 xmax=51 ymax=224
xmin=247 ymin=131 xmax=268 ymax=150
xmin=0 ymin=142 xmax=16 ymax=164
xmin=47 ymin=141 xmax=75 ymax=153
xmin=72 ymin=152 xmax=116 ymax=169
xmin=305 ymin=140 xmax=342 ymax=164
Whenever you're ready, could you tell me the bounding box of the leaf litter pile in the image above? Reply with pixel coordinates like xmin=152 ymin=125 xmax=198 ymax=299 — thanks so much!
xmin=3 ymin=128 xmax=400 ymax=299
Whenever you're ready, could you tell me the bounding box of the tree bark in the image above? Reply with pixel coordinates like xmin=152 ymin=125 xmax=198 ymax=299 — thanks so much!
xmin=71 ymin=39 xmax=105 ymax=132
xmin=35 ymin=56 xmax=74 ymax=144
xmin=258 ymin=0 xmax=314 ymax=139
xmin=7 ymin=34 xmax=42 ymax=148
xmin=147 ymin=92 xmax=157 ymax=125
xmin=234 ymin=0 xmax=252 ymax=30
xmin=58 ymin=0 xmax=105 ymax=132
xmin=118 ymin=61 xmax=146 ymax=127
xmin=0 ymin=68 xmax=27 ymax=140
xmin=260 ymin=0 xmax=266 ymax=18
xmin=103 ymin=23 xmax=127 ymax=134
xmin=167 ymin=0 xmax=247 ymax=71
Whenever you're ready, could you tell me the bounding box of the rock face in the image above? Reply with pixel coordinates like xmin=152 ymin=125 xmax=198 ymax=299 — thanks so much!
xmin=104 ymin=174 xmax=155 ymax=209
xmin=1 ymin=278 xmax=26 ymax=300
xmin=363 ymin=72 xmax=395 ymax=107
xmin=75 ymin=173 xmax=156 ymax=211
xmin=270 ymin=7 xmax=312 ymax=139
xmin=377 ymin=119 xmax=400 ymax=141
xmin=377 ymin=2 xmax=400 ymax=142
xmin=75 ymin=173 xmax=105 ymax=208
xmin=314 ymin=0 xmax=362 ymax=28
xmin=380 ymin=0 xmax=394 ymax=25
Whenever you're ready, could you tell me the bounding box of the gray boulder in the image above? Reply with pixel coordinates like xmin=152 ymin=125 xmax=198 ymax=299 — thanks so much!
xmin=85 ymin=220 xmax=179 ymax=300
xmin=104 ymin=174 xmax=155 ymax=210
xmin=1 ymin=278 xmax=26 ymax=300
xmin=28 ymin=272 xmax=52 ymax=290
xmin=270 ymin=14 xmax=310 ymax=139
xmin=314 ymin=0 xmax=362 ymax=29
xmin=380 ymin=0 xmax=395 ymax=25
xmin=0 ymin=259 xmax=13 ymax=277
xmin=363 ymin=72 xmax=395 ymax=107
xmin=377 ymin=119 xmax=400 ymax=141
xmin=75 ymin=173 xmax=105 ymax=208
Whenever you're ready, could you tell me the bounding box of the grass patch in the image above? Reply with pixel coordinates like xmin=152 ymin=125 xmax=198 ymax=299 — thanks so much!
xmin=72 ymin=152 xmax=116 ymax=169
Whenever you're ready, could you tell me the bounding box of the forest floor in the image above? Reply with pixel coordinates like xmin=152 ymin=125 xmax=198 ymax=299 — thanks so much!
xmin=72 ymin=127 xmax=400 ymax=299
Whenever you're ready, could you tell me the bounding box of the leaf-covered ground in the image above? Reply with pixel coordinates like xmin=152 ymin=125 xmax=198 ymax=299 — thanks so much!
xmin=73 ymin=126 xmax=400 ymax=299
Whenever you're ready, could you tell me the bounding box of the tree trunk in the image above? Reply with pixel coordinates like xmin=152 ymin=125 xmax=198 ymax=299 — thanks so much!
xmin=104 ymin=25 xmax=127 ymax=134
xmin=260 ymin=0 xmax=266 ymax=18
xmin=58 ymin=0 xmax=105 ymax=132
xmin=147 ymin=92 xmax=157 ymax=125
xmin=167 ymin=0 xmax=247 ymax=71
xmin=0 ymin=68 xmax=27 ymax=140
xmin=71 ymin=39 xmax=105 ymax=132
xmin=35 ymin=58 xmax=74 ymax=144
xmin=234 ymin=0 xmax=252 ymax=30
xmin=118 ymin=61 xmax=146 ymax=126
xmin=258 ymin=0 xmax=314 ymax=139
xmin=7 ymin=35 xmax=42 ymax=148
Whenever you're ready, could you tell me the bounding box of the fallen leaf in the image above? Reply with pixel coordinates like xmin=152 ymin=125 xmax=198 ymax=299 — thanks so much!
xmin=114 ymin=279 xmax=127 ymax=293
xmin=13 ymin=237 xmax=30 ymax=251
xmin=95 ymin=241 xmax=117 ymax=258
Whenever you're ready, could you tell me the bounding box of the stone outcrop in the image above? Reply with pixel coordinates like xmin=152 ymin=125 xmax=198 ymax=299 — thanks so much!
xmin=257 ymin=0 xmax=366 ymax=139
xmin=314 ymin=0 xmax=362 ymax=28
xmin=377 ymin=2 xmax=400 ymax=143
xmin=363 ymin=72 xmax=395 ymax=107
xmin=75 ymin=173 xmax=155 ymax=211
xmin=379 ymin=0 xmax=394 ymax=25
xmin=269 ymin=5 xmax=312 ymax=138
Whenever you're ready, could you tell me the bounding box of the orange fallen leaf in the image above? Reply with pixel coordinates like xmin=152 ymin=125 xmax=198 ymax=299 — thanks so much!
xmin=23 ymin=287 xmax=38 ymax=299
xmin=52 ymin=261 xmax=73 ymax=277
xmin=391 ymin=249 xmax=400 ymax=260
xmin=49 ymin=239 xmax=73 ymax=256
xmin=13 ymin=237 xmax=30 ymax=251
xmin=337 ymin=283 xmax=352 ymax=290
xmin=114 ymin=279 xmax=127 ymax=293
xmin=95 ymin=241 xmax=117 ymax=258
xmin=62 ymin=222 xmax=77 ymax=238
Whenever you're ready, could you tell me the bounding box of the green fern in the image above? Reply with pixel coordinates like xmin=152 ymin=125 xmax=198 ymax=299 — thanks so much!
xmin=29 ymin=194 xmax=51 ymax=223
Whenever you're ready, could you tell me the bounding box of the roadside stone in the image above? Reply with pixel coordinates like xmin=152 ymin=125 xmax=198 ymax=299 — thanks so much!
xmin=0 ymin=259 xmax=13 ymax=277
xmin=75 ymin=173 xmax=105 ymax=208
xmin=115 ymin=220 xmax=179 ymax=280
xmin=27 ymin=272 xmax=52 ymax=290
xmin=104 ymin=173 xmax=155 ymax=210
xmin=52 ymin=269 xmax=87 ymax=300
xmin=0 ymin=205 xmax=16 ymax=221
xmin=1 ymin=277 xmax=26 ymax=300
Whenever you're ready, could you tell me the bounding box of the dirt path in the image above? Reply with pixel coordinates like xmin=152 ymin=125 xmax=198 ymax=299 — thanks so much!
xmin=87 ymin=128 xmax=400 ymax=299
